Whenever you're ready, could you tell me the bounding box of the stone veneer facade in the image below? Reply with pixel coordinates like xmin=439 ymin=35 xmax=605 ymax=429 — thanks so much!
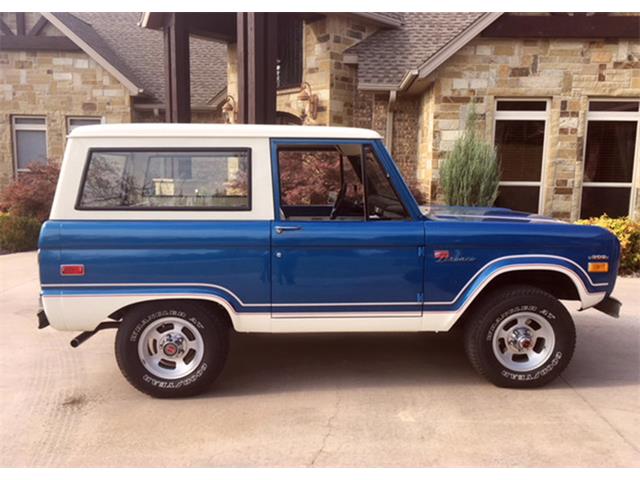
xmin=355 ymin=37 xmax=640 ymax=221
xmin=0 ymin=13 xmax=220 ymax=191
xmin=4 ymin=14 xmax=639 ymax=220
xmin=0 ymin=48 xmax=132 ymax=189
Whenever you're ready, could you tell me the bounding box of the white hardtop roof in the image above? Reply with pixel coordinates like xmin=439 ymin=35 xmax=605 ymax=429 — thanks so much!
xmin=69 ymin=123 xmax=383 ymax=140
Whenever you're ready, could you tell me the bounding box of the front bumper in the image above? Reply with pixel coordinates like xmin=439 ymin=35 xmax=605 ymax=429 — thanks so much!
xmin=593 ymin=296 xmax=622 ymax=318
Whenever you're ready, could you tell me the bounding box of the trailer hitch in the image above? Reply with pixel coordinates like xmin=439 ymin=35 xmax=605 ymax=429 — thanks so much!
xmin=70 ymin=321 xmax=120 ymax=348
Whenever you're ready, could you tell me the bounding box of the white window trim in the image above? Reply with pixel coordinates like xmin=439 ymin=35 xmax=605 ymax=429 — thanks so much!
xmin=66 ymin=116 xmax=104 ymax=135
xmin=578 ymin=99 xmax=640 ymax=218
xmin=12 ymin=115 xmax=48 ymax=174
xmin=494 ymin=99 xmax=550 ymax=214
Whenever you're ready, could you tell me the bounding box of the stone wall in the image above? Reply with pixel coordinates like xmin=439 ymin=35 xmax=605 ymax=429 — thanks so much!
xmin=414 ymin=36 xmax=640 ymax=220
xmin=0 ymin=48 xmax=132 ymax=189
xmin=353 ymin=91 xmax=424 ymax=202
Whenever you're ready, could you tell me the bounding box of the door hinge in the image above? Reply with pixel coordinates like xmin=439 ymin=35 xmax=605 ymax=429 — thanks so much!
xmin=417 ymin=246 xmax=425 ymax=257
xmin=417 ymin=292 xmax=424 ymax=303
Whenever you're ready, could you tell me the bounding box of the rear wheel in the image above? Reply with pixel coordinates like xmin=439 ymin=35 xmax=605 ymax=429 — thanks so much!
xmin=464 ymin=285 xmax=576 ymax=388
xmin=115 ymin=301 xmax=229 ymax=398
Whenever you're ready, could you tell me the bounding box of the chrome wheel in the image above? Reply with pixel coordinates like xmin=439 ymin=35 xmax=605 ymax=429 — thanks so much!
xmin=137 ymin=317 xmax=204 ymax=380
xmin=491 ymin=312 xmax=556 ymax=372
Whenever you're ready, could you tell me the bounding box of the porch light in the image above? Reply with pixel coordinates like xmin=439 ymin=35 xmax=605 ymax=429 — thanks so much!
xmin=222 ymin=96 xmax=237 ymax=124
xmin=297 ymin=82 xmax=318 ymax=122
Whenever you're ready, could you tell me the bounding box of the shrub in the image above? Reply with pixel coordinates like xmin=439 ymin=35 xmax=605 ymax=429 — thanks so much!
xmin=576 ymin=215 xmax=640 ymax=275
xmin=441 ymin=108 xmax=500 ymax=207
xmin=0 ymin=213 xmax=42 ymax=253
xmin=0 ymin=162 xmax=60 ymax=222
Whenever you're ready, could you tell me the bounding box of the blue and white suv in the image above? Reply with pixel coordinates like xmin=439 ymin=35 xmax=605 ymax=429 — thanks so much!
xmin=37 ymin=124 xmax=621 ymax=397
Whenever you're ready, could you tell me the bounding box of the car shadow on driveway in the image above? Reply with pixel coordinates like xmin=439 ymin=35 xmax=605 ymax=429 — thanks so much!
xmin=206 ymin=324 xmax=639 ymax=397
xmin=211 ymin=331 xmax=474 ymax=397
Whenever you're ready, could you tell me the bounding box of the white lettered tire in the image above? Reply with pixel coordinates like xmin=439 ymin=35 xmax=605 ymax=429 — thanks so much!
xmin=464 ymin=285 xmax=576 ymax=388
xmin=115 ymin=301 xmax=229 ymax=398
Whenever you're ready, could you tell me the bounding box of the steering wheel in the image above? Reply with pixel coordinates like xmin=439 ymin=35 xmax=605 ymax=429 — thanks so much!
xmin=329 ymin=183 xmax=347 ymax=220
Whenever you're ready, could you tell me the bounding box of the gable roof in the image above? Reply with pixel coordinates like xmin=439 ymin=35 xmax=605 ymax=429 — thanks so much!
xmin=350 ymin=12 xmax=501 ymax=90
xmin=46 ymin=12 xmax=227 ymax=106
xmin=46 ymin=12 xmax=142 ymax=94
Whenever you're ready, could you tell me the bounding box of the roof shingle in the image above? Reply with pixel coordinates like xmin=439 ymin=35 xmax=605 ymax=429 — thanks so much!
xmin=350 ymin=12 xmax=484 ymax=87
xmin=59 ymin=12 xmax=227 ymax=105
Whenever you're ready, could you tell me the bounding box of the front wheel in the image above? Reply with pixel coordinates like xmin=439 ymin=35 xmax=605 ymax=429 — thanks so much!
xmin=464 ymin=286 xmax=576 ymax=388
xmin=115 ymin=301 xmax=229 ymax=398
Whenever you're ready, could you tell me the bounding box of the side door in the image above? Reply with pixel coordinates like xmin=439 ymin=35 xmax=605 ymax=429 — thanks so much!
xmin=270 ymin=139 xmax=425 ymax=319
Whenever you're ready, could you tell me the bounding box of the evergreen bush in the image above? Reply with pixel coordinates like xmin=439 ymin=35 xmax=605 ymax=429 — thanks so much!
xmin=440 ymin=109 xmax=500 ymax=207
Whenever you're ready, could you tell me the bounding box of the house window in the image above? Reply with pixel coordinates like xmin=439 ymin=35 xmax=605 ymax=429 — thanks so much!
xmin=12 ymin=116 xmax=48 ymax=172
xmin=580 ymin=100 xmax=639 ymax=218
xmin=67 ymin=116 xmax=102 ymax=133
xmin=277 ymin=15 xmax=303 ymax=89
xmin=493 ymin=100 xmax=549 ymax=213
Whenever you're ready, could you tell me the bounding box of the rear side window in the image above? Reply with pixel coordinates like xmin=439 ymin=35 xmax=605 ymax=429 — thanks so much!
xmin=77 ymin=149 xmax=250 ymax=210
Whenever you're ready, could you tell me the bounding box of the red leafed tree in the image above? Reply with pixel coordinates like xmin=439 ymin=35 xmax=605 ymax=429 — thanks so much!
xmin=0 ymin=162 xmax=60 ymax=222
xmin=279 ymin=150 xmax=344 ymax=205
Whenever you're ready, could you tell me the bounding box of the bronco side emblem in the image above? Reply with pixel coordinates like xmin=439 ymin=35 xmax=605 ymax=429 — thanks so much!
xmin=434 ymin=249 xmax=476 ymax=263
xmin=434 ymin=250 xmax=450 ymax=261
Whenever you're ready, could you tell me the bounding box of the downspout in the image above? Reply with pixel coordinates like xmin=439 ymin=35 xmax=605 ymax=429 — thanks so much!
xmin=384 ymin=69 xmax=417 ymax=153
xmin=385 ymin=90 xmax=397 ymax=153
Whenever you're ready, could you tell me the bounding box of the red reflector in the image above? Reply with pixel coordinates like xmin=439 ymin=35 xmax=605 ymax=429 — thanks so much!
xmin=61 ymin=265 xmax=85 ymax=276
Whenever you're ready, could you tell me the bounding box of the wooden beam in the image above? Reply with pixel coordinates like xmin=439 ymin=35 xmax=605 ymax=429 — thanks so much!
xmin=16 ymin=13 xmax=25 ymax=35
xmin=164 ymin=13 xmax=191 ymax=123
xmin=0 ymin=35 xmax=81 ymax=51
xmin=29 ymin=16 xmax=49 ymax=36
xmin=236 ymin=13 xmax=248 ymax=124
xmin=482 ymin=14 xmax=640 ymax=39
xmin=0 ymin=17 xmax=14 ymax=35
xmin=183 ymin=12 xmax=236 ymax=42
xmin=238 ymin=13 xmax=278 ymax=124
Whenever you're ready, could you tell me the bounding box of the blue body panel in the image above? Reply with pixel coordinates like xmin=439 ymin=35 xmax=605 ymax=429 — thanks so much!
xmin=270 ymin=221 xmax=425 ymax=314
xmin=424 ymin=221 xmax=618 ymax=305
xmin=40 ymin=221 xmax=272 ymax=311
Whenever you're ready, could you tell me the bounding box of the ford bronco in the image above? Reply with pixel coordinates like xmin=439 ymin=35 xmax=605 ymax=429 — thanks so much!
xmin=37 ymin=124 xmax=621 ymax=397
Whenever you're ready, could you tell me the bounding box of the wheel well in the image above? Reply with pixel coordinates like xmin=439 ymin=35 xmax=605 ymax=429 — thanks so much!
xmin=473 ymin=270 xmax=580 ymax=303
xmin=108 ymin=299 xmax=234 ymax=331
xmin=452 ymin=270 xmax=580 ymax=331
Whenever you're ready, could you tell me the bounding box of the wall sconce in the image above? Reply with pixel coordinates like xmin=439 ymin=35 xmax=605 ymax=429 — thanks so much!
xmin=297 ymin=82 xmax=318 ymax=123
xmin=222 ymin=95 xmax=236 ymax=124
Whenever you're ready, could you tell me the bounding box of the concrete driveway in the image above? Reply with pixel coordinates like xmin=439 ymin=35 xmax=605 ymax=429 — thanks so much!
xmin=0 ymin=251 xmax=638 ymax=467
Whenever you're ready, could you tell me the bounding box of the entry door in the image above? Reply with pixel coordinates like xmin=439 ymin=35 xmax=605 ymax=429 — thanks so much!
xmin=270 ymin=140 xmax=424 ymax=318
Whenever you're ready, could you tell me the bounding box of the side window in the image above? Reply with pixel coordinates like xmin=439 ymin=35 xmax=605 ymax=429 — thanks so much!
xmin=278 ymin=145 xmax=365 ymax=221
xmin=363 ymin=145 xmax=409 ymax=220
xmin=276 ymin=143 xmax=410 ymax=221
xmin=78 ymin=149 xmax=250 ymax=210
xmin=276 ymin=15 xmax=303 ymax=89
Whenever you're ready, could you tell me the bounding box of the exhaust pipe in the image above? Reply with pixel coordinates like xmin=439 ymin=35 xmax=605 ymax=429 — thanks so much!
xmin=70 ymin=321 xmax=120 ymax=348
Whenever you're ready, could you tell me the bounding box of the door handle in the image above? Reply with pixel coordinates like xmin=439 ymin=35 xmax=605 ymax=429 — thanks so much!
xmin=275 ymin=225 xmax=302 ymax=234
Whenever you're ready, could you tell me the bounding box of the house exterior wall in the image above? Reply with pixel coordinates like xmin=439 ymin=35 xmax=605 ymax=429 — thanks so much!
xmin=352 ymin=91 xmax=424 ymax=201
xmin=226 ymin=15 xmax=378 ymax=125
xmin=416 ymin=36 xmax=640 ymax=220
xmin=0 ymin=48 xmax=132 ymax=190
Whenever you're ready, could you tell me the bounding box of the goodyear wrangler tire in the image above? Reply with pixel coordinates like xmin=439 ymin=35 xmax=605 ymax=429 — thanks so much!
xmin=463 ymin=285 xmax=576 ymax=388
xmin=115 ymin=301 xmax=229 ymax=398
